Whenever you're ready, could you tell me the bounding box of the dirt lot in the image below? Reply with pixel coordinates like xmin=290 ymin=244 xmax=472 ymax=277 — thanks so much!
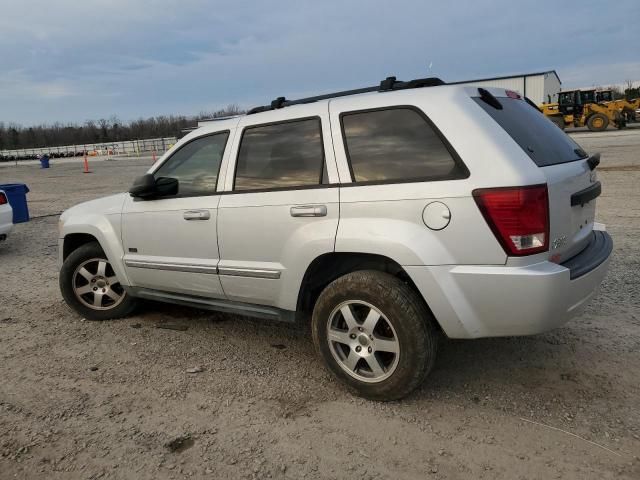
xmin=1 ymin=130 xmax=639 ymax=480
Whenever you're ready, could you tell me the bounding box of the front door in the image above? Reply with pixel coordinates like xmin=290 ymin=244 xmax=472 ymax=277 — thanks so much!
xmin=217 ymin=107 xmax=340 ymax=311
xmin=121 ymin=130 xmax=232 ymax=298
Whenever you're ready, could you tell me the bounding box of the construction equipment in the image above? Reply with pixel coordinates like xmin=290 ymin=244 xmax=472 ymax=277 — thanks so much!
xmin=603 ymin=97 xmax=640 ymax=123
xmin=540 ymin=89 xmax=626 ymax=132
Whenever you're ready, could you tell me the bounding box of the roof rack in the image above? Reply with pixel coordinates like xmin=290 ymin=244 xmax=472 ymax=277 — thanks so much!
xmin=198 ymin=114 xmax=243 ymax=122
xmin=247 ymin=76 xmax=445 ymax=114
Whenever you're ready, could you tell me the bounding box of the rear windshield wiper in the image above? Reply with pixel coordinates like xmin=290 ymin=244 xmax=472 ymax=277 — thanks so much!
xmin=478 ymin=88 xmax=503 ymax=110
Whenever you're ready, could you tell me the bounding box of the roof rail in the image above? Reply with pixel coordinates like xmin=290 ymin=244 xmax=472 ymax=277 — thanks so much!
xmin=198 ymin=114 xmax=243 ymax=122
xmin=247 ymin=76 xmax=445 ymax=114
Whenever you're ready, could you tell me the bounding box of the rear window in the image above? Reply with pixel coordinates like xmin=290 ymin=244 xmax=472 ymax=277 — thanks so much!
xmin=474 ymin=96 xmax=587 ymax=167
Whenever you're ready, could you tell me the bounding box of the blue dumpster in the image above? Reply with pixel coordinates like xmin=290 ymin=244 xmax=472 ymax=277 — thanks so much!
xmin=40 ymin=155 xmax=50 ymax=169
xmin=0 ymin=184 xmax=30 ymax=223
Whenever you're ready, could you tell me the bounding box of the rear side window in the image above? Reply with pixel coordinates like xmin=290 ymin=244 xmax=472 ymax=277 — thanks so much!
xmin=474 ymin=97 xmax=587 ymax=167
xmin=341 ymin=107 xmax=467 ymax=183
xmin=234 ymin=118 xmax=325 ymax=191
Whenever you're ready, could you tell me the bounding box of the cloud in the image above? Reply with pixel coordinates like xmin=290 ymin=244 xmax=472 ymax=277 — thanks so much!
xmin=0 ymin=70 xmax=79 ymax=100
xmin=1 ymin=0 xmax=639 ymax=124
xmin=561 ymin=61 xmax=640 ymax=89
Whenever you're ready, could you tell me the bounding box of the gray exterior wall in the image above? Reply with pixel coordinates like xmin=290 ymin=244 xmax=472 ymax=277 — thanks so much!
xmin=453 ymin=71 xmax=561 ymax=104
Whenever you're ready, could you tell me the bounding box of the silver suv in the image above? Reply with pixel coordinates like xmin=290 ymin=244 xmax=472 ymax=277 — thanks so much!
xmin=58 ymin=77 xmax=612 ymax=400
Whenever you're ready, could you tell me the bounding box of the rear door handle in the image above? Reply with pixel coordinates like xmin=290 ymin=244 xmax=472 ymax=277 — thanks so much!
xmin=290 ymin=205 xmax=327 ymax=217
xmin=183 ymin=210 xmax=210 ymax=221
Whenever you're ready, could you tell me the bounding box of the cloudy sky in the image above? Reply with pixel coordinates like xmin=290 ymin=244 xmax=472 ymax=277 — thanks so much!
xmin=1 ymin=0 xmax=638 ymax=125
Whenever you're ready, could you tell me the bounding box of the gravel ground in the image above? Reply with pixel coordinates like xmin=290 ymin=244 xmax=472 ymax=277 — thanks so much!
xmin=0 ymin=131 xmax=639 ymax=480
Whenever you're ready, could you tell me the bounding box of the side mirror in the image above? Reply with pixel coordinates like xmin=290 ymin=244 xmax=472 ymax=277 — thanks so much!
xmin=129 ymin=174 xmax=178 ymax=199
xmin=155 ymin=176 xmax=179 ymax=197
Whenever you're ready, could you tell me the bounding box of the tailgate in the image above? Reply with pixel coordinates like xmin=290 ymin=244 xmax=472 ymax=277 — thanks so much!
xmin=473 ymin=90 xmax=600 ymax=262
xmin=542 ymin=159 xmax=599 ymax=262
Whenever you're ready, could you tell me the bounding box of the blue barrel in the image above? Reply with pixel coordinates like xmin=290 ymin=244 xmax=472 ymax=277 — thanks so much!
xmin=0 ymin=184 xmax=30 ymax=223
xmin=40 ymin=156 xmax=50 ymax=168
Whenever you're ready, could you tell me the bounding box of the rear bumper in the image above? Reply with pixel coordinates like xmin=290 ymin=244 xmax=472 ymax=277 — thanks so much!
xmin=406 ymin=230 xmax=612 ymax=339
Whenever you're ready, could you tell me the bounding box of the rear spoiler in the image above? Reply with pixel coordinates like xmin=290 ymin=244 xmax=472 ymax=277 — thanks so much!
xmin=586 ymin=153 xmax=600 ymax=171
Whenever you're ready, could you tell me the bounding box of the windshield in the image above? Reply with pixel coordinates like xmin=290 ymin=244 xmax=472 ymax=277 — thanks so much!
xmin=581 ymin=91 xmax=596 ymax=103
xmin=474 ymin=96 xmax=588 ymax=167
xmin=559 ymin=92 xmax=577 ymax=105
xmin=598 ymin=91 xmax=613 ymax=102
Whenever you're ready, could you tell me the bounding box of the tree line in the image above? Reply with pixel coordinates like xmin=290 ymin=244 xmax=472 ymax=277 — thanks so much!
xmin=605 ymin=81 xmax=639 ymax=100
xmin=0 ymin=105 xmax=244 ymax=151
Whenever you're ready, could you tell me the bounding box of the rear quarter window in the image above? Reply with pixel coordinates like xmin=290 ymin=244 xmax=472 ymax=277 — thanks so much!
xmin=340 ymin=107 xmax=468 ymax=183
xmin=474 ymin=96 xmax=587 ymax=167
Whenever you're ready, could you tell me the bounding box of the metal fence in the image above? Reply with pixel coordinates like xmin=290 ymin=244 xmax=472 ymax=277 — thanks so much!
xmin=0 ymin=137 xmax=178 ymax=160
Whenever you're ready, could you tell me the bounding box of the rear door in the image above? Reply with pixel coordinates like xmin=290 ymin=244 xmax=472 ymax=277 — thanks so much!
xmin=216 ymin=104 xmax=340 ymax=310
xmin=474 ymin=93 xmax=598 ymax=262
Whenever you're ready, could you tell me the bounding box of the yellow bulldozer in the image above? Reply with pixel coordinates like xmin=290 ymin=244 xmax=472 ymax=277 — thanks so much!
xmin=540 ymin=89 xmax=626 ymax=132
xmin=604 ymin=96 xmax=640 ymax=123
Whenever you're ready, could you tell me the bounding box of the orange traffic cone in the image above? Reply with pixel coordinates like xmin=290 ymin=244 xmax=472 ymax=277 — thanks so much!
xmin=83 ymin=153 xmax=92 ymax=174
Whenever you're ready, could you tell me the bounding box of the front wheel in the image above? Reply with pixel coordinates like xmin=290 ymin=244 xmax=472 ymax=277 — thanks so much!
xmin=312 ymin=270 xmax=438 ymax=401
xmin=59 ymin=241 xmax=138 ymax=320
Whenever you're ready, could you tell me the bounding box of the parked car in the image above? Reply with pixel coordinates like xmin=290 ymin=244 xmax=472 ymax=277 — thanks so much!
xmin=0 ymin=190 xmax=13 ymax=242
xmin=58 ymin=78 xmax=612 ymax=400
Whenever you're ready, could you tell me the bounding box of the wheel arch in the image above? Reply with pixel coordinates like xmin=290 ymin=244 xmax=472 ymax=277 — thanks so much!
xmin=62 ymin=232 xmax=100 ymax=261
xmin=296 ymin=252 xmax=442 ymax=332
xmin=60 ymin=220 xmax=130 ymax=287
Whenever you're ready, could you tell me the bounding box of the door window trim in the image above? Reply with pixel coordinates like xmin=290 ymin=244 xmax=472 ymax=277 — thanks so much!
xmin=149 ymin=130 xmax=231 ymax=199
xmin=338 ymin=105 xmax=470 ymax=186
xmin=230 ymin=115 xmax=328 ymax=194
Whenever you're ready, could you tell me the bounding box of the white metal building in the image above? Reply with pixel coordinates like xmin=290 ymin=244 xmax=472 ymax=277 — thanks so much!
xmin=450 ymin=70 xmax=561 ymax=104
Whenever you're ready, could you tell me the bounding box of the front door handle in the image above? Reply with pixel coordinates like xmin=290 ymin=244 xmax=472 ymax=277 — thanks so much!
xmin=183 ymin=210 xmax=210 ymax=221
xmin=290 ymin=205 xmax=327 ymax=217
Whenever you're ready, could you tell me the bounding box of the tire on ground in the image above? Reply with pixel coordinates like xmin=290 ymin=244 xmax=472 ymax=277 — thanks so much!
xmin=59 ymin=241 xmax=138 ymax=321
xmin=587 ymin=113 xmax=609 ymax=132
xmin=311 ymin=270 xmax=438 ymax=401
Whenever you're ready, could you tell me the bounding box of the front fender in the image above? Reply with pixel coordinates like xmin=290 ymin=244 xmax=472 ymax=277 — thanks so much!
xmin=59 ymin=195 xmax=129 ymax=286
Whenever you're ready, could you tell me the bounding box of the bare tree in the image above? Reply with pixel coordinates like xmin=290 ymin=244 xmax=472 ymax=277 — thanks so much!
xmin=0 ymin=105 xmax=245 ymax=151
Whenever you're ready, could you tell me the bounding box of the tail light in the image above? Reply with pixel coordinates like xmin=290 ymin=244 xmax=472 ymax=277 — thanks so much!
xmin=0 ymin=193 xmax=6 ymax=205
xmin=473 ymin=184 xmax=549 ymax=256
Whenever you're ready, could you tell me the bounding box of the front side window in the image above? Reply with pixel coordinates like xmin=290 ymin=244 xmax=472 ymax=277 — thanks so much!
xmin=154 ymin=132 xmax=229 ymax=196
xmin=341 ymin=108 xmax=465 ymax=183
xmin=234 ymin=118 xmax=325 ymax=191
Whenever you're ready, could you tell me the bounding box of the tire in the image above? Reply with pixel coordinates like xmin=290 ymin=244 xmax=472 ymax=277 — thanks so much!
xmin=311 ymin=270 xmax=438 ymax=401
xmin=59 ymin=241 xmax=137 ymax=321
xmin=587 ymin=113 xmax=609 ymax=132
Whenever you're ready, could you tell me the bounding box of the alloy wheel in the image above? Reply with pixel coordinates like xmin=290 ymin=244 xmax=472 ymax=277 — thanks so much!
xmin=326 ymin=300 xmax=400 ymax=383
xmin=72 ymin=257 xmax=126 ymax=310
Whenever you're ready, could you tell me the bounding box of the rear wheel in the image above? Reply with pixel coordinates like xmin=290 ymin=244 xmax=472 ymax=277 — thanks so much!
xmin=311 ymin=270 xmax=438 ymax=401
xmin=587 ymin=113 xmax=609 ymax=132
xmin=59 ymin=242 xmax=137 ymax=320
